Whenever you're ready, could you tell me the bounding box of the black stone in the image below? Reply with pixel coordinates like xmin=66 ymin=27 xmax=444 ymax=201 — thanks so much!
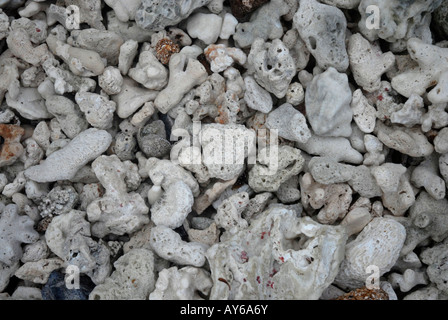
xmin=41 ymin=270 xmax=95 ymax=300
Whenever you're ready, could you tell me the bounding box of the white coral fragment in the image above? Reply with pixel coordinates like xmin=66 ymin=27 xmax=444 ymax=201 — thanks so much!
xmin=128 ymin=50 xmax=168 ymax=90
xmin=248 ymin=145 xmax=305 ymax=193
xmin=155 ymin=53 xmax=208 ymax=114
xmin=150 ymin=180 xmax=194 ymax=229
xmin=89 ymin=248 xmax=155 ymax=300
xmin=305 ymin=67 xmax=353 ymax=137
xmin=351 ymin=89 xmax=377 ymax=134
xmin=265 ymin=103 xmax=311 ymax=143
xmin=75 ymin=92 xmax=116 ymax=130
xmin=293 ymin=0 xmax=349 ymax=72
xmin=214 ymin=192 xmax=249 ymax=235
xmin=150 ymin=225 xmax=208 ymax=267
xmin=375 ymin=120 xmax=434 ymax=158
xmin=391 ymin=38 xmax=448 ymax=104
xmin=0 ymin=204 xmax=39 ymax=266
xmin=45 ymin=209 xmax=111 ymax=284
xmin=348 ymin=33 xmax=395 ymax=93
xmin=204 ymin=44 xmax=247 ymax=73
xmin=149 ymin=266 xmax=213 ymax=300
xmin=200 ymin=123 xmax=256 ymax=181
xmin=87 ymin=155 xmax=149 ymax=238
xmin=25 ymin=128 xmax=112 ymax=183
xmin=187 ymin=13 xmax=223 ymax=45
xmin=246 ymin=38 xmax=296 ymax=99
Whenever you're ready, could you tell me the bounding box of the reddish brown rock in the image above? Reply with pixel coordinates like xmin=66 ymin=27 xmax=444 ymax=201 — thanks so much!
xmin=334 ymin=287 xmax=389 ymax=300
xmin=229 ymin=0 xmax=270 ymax=20
xmin=0 ymin=123 xmax=24 ymax=167
xmin=155 ymin=38 xmax=180 ymax=65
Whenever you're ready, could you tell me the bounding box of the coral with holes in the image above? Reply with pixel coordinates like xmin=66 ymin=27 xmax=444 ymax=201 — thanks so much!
xmin=200 ymin=123 xmax=256 ymax=181
xmin=300 ymin=172 xmax=353 ymax=225
xmin=45 ymin=210 xmax=111 ymax=284
xmin=135 ymin=0 xmax=212 ymax=31
xmin=293 ymin=0 xmax=349 ymax=72
xmin=420 ymin=241 xmax=448 ymax=295
xmin=246 ymin=38 xmax=296 ymax=99
xmin=149 ymin=225 xmax=208 ymax=267
xmin=214 ymin=192 xmax=250 ymax=236
xmin=395 ymin=191 xmax=448 ymax=256
xmin=347 ymin=33 xmax=395 ymax=93
xmin=358 ymin=0 xmax=442 ymax=52
xmin=2 ymin=0 xmax=448 ymax=302
xmin=145 ymin=157 xmax=200 ymax=197
xmin=75 ymin=92 xmax=116 ymax=130
xmin=265 ymin=103 xmax=311 ymax=143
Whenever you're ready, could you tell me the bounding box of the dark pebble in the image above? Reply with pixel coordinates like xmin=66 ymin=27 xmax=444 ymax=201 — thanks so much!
xmin=41 ymin=270 xmax=96 ymax=300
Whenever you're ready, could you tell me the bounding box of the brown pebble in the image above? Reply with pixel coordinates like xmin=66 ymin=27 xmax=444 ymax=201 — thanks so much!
xmin=155 ymin=38 xmax=180 ymax=65
xmin=229 ymin=0 xmax=270 ymax=20
xmin=334 ymin=287 xmax=389 ymax=300
xmin=197 ymin=53 xmax=212 ymax=75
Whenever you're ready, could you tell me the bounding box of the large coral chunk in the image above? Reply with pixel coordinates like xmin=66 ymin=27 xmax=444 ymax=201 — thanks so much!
xmin=206 ymin=205 xmax=347 ymax=299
